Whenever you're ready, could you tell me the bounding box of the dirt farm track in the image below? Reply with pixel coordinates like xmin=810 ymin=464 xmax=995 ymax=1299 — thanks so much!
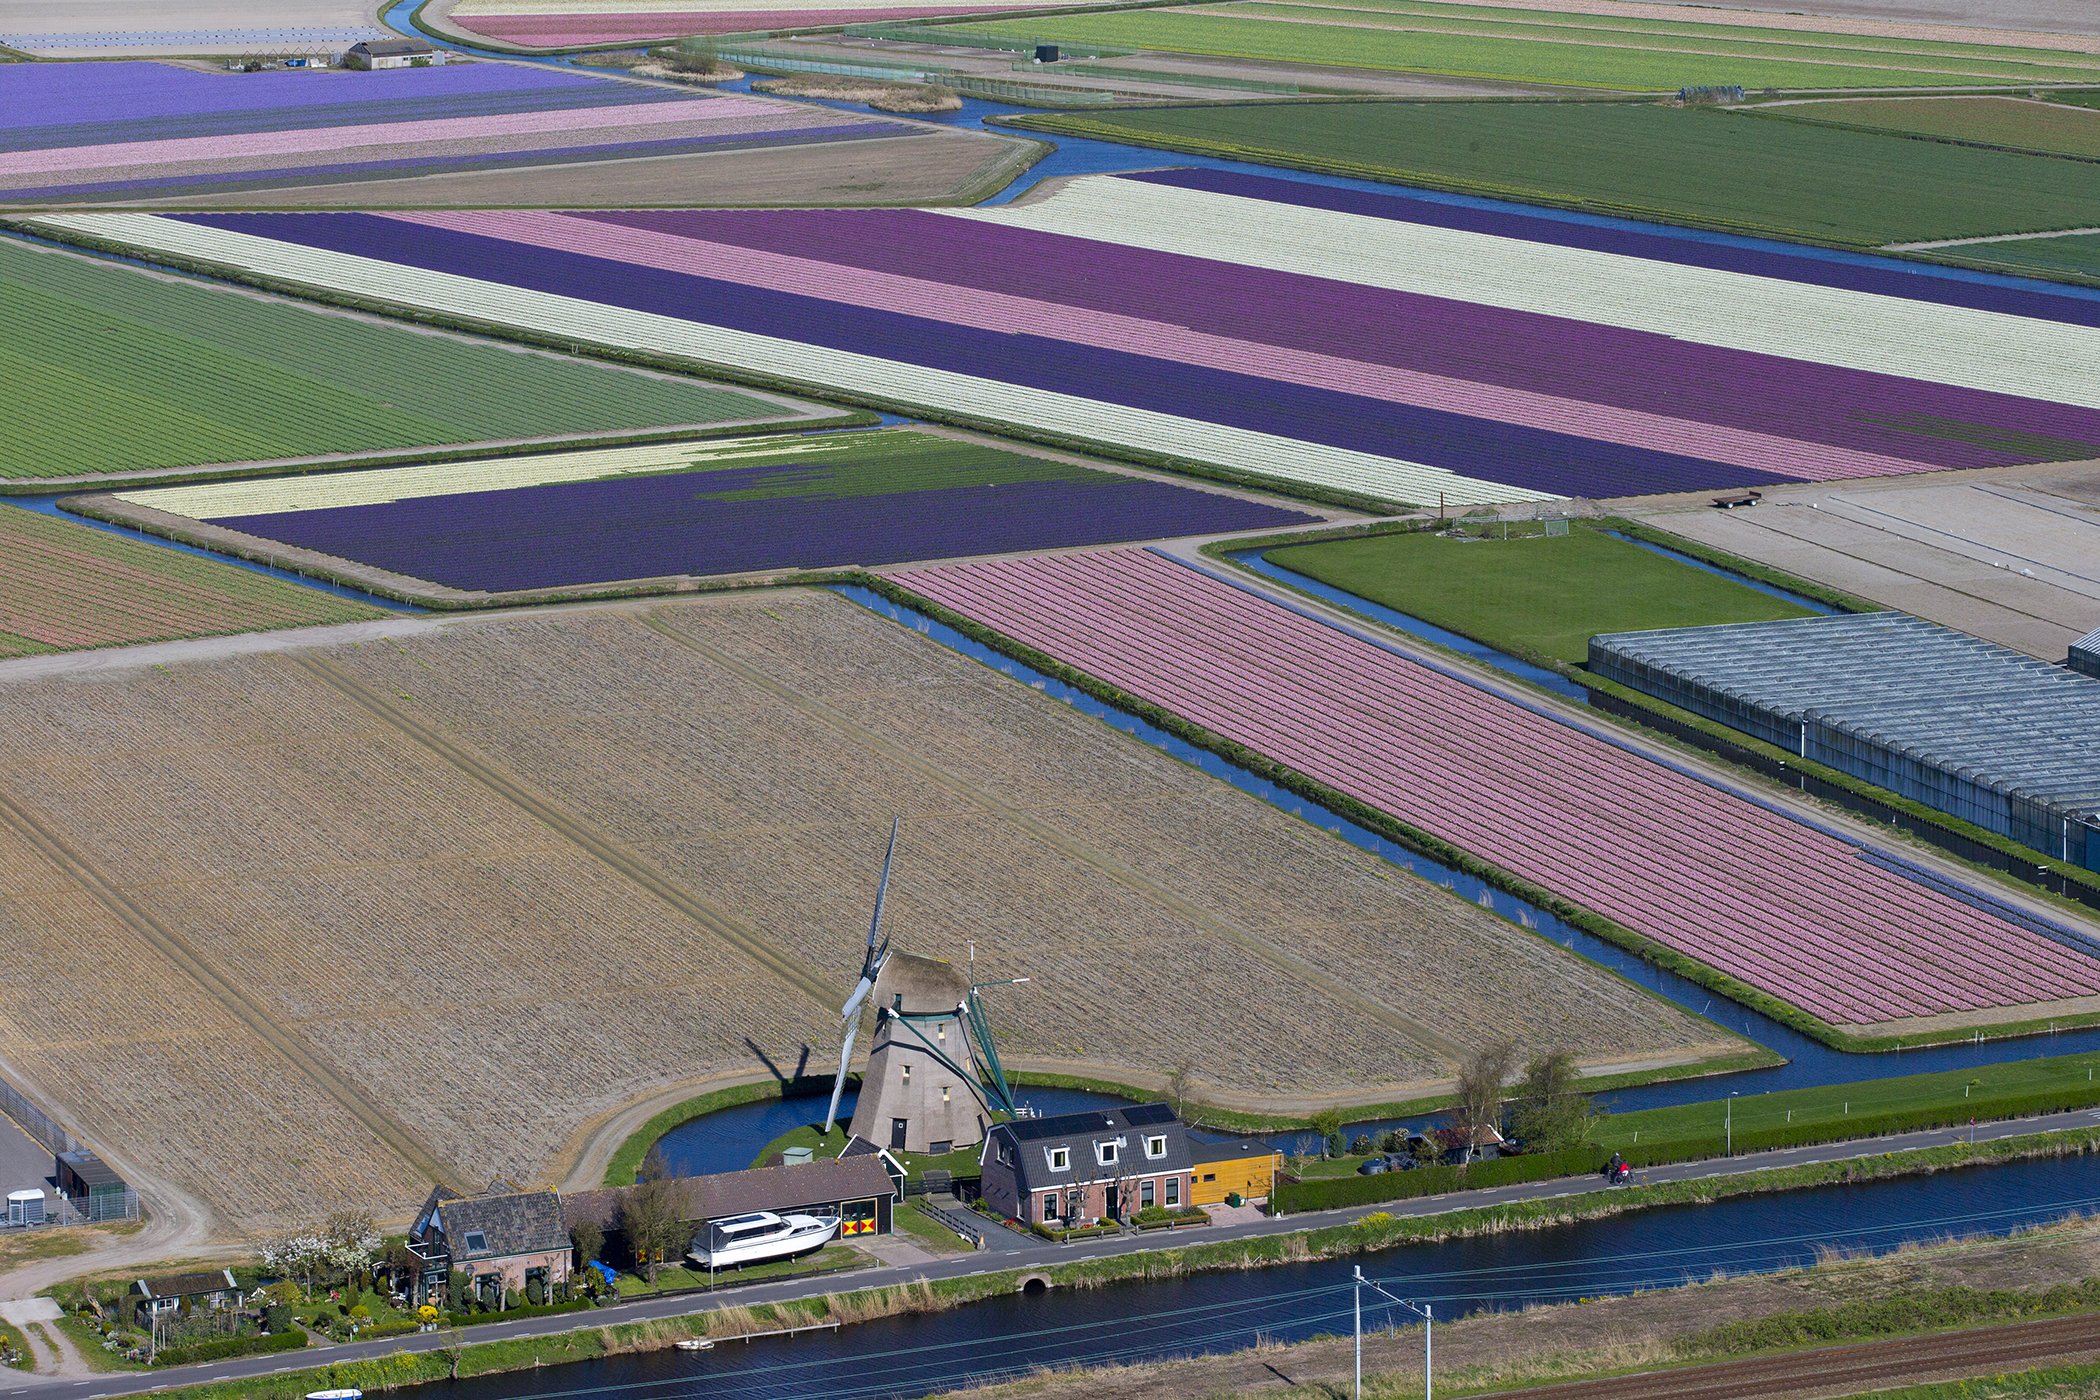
xmin=0 ymin=592 xmax=1724 ymax=1235
xmin=1482 ymin=1314 xmax=2100 ymax=1398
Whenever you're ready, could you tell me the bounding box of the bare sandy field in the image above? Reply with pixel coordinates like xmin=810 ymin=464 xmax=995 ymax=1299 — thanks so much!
xmin=0 ymin=1 xmax=387 ymax=56
xmin=132 ymin=128 xmax=1033 ymax=209
xmin=0 ymin=592 xmax=1724 ymax=1236
xmin=1634 ymin=464 xmax=2100 ymax=661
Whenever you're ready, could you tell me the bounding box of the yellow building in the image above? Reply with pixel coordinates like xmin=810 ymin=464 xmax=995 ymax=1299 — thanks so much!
xmin=1190 ymin=1138 xmax=1280 ymax=1206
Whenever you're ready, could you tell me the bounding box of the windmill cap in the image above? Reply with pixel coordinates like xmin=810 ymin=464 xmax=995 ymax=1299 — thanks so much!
xmin=874 ymin=951 xmax=970 ymax=1011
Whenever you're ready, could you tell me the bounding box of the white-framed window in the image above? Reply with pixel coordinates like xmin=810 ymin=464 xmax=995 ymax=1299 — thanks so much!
xmin=1097 ymin=1140 xmax=1119 ymax=1167
xmin=1166 ymin=1177 xmax=1181 ymax=1208
xmin=937 ymin=1024 xmax=947 ymax=1043
xmin=1041 ymin=1192 xmax=1059 ymax=1221
xmin=1140 ymin=1179 xmax=1156 ymax=1209
xmin=901 ymin=1063 xmax=912 ymax=1084
xmin=1047 ymin=1146 xmax=1070 ymax=1172
xmin=1145 ymin=1134 xmax=1167 ymax=1160
xmin=942 ymin=1086 xmax=951 ymax=1105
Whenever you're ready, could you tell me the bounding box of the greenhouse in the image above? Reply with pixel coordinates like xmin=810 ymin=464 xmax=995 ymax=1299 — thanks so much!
xmin=1589 ymin=612 xmax=2100 ymax=871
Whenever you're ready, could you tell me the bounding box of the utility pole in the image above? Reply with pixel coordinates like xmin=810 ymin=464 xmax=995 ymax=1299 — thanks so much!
xmin=1725 ymin=1091 xmax=1738 ymax=1156
xmin=1354 ymin=1266 xmax=1432 ymax=1400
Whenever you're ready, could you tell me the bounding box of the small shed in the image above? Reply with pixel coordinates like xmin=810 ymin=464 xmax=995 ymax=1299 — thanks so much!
xmin=131 ymin=1269 xmax=241 ymax=1326
xmin=344 ymin=38 xmax=436 ymax=69
xmin=2071 ymin=626 xmax=2100 ymax=681
xmin=57 ymin=1151 xmax=129 ymax=1221
xmin=1188 ymin=1138 xmax=1280 ymax=1206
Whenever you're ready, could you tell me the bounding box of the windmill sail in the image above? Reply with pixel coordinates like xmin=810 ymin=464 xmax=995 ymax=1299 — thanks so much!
xmin=824 ymin=818 xmax=898 ymax=1136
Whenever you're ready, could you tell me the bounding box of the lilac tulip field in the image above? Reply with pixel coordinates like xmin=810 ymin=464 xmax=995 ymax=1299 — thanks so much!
xmin=37 ymin=169 xmax=2100 ymax=507
xmin=900 ymin=547 xmax=2100 ymax=1032
xmin=0 ymin=61 xmax=911 ymax=204
xmin=113 ymin=430 xmax=1315 ymax=592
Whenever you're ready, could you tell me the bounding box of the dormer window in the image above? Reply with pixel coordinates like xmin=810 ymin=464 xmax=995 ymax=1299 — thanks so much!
xmin=1096 ymin=1141 xmax=1119 ymax=1167
xmin=1047 ymin=1146 xmax=1070 ymax=1172
xmin=1145 ymin=1134 xmax=1167 ymax=1160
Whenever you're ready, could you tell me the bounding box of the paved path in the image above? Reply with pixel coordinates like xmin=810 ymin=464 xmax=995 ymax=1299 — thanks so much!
xmin=12 ymin=1108 xmax=2099 ymax=1399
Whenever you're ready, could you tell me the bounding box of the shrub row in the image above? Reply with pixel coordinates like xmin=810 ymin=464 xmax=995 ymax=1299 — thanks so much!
xmin=1618 ymin=1079 xmax=2100 ymax=1168
xmin=153 ymin=1328 xmax=305 ymax=1368
xmin=444 ymin=1298 xmax=594 ymax=1329
xmin=1030 ymin=1221 xmax=1123 ymax=1242
xmin=1274 ymin=1146 xmax=1610 ymax=1212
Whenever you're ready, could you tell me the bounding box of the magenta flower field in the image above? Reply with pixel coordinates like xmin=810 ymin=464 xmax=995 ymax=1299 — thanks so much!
xmin=898 ymin=547 xmax=2100 ymax=1029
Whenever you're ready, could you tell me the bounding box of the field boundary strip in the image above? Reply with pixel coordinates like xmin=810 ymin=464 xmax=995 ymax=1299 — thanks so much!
xmin=634 ymin=607 xmax=1469 ymax=1059
xmin=0 ymin=780 xmax=459 ymax=1189
xmin=290 ymin=652 xmax=841 ymax=1008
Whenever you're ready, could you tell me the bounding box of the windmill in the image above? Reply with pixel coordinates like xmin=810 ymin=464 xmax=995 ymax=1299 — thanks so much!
xmin=822 ymin=818 xmax=898 ymax=1137
xmin=821 ymin=820 xmax=1029 ymax=1154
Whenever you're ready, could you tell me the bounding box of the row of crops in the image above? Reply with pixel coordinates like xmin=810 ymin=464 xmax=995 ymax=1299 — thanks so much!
xmin=946 ymin=0 xmax=2100 ymax=90
xmin=896 ymin=547 xmax=2100 ymax=1034
xmin=446 ymin=0 xmax=1078 ymax=45
xmin=36 ymin=165 xmax=2100 ymax=508
xmin=115 ymin=429 xmax=1316 ymax=592
xmin=0 ymin=59 xmax=910 ymax=203
xmin=0 ymin=507 xmax=381 ymax=657
xmin=0 ymin=237 xmax=807 ymax=481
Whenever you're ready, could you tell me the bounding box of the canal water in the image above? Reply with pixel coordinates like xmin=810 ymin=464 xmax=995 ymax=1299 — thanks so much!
xmin=417 ymin=1152 xmax=2100 ymax=1400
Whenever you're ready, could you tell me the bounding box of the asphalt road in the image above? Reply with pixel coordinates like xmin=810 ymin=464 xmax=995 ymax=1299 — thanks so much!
xmin=14 ymin=1109 xmax=2098 ymax=1399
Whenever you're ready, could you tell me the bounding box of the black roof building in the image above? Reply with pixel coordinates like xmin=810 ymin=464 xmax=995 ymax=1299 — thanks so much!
xmin=413 ymin=1186 xmax=570 ymax=1262
xmin=986 ymin=1103 xmax=1193 ymax=1196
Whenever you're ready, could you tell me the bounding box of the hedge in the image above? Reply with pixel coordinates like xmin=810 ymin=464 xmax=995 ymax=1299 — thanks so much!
xmin=444 ymin=1298 xmax=593 ymax=1329
xmin=1031 ymin=1221 xmax=1123 ymax=1242
xmin=1274 ymin=1146 xmax=1610 ymax=1211
xmin=153 ymin=1328 xmax=306 ymax=1367
xmin=1616 ymin=1078 xmax=2100 ymax=1168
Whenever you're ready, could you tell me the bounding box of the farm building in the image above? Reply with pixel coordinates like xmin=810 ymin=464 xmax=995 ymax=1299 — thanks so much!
xmin=407 ymin=1186 xmax=573 ymax=1308
xmin=980 ymin=1103 xmax=1194 ymax=1228
xmin=1589 ymin=612 xmax=2100 ymax=870
xmin=56 ymin=1151 xmax=131 ymax=1222
xmin=2072 ymin=627 xmax=2100 ymax=681
xmin=344 ymin=38 xmax=436 ymax=68
xmin=1188 ymin=1138 xmax=1280 ymax=1206
xmin=561 ymin=1155 xmax=898 ymax=1261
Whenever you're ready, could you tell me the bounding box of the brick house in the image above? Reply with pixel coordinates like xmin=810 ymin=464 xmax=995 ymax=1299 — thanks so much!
xmin=979 ymin=1103 xmax=1194 ymax=1228
xmin=407 ymin=1187 xmax=572 ymax=1308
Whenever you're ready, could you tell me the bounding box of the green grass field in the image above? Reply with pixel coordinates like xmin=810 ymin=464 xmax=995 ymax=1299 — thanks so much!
xmin=1772 ymin=94 xmax=2100 ymax=160
xmin=1013 ymin=101 xmax=2100 ymax=246
xmin=1939 ymin=231 xmax=2100 ymax=282
xmin=1263 ymin=525 xmax=1815 ymax=665
xmin=1595 ymin=1051 xmax=2100 ymax=1157
xmin=0 ymin=239 xmax=801 ymax=481
xmin=952 ymin=0 xmax=2100 ymax=90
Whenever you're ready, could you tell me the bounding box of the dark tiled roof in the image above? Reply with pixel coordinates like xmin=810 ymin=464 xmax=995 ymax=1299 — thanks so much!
xmin=561 ymin=1157 xmax=895 ymax=1234
xmin=135 ymin=1270 xmax=235 ymax=1299
xmin=990 ymin=1104 xmax=1193 ymax=1194
xmin=441 ymin=1190 xmax=569 ymax=1259
xmin=1190 ymin=1137 xmax=1278 ymax=1165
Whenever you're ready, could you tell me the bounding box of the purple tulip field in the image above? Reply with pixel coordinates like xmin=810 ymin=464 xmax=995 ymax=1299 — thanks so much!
xmin=0 ymin=61 xmax=911 ymax=203
xmin=115 ymin=430 xmax=1315 ymax=592
xmin=900 ymin=547 xmax=2100 ymax=1031
xmin=38 ymin=168 xmax=2100 ymax=506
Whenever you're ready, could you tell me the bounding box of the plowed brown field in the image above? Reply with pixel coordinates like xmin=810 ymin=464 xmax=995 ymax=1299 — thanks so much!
xmin=0 ymin=592 xmax=1724 ymax=1232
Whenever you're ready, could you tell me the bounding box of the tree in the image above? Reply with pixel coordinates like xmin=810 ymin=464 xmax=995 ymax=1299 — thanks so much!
xmin=1449 ymin=1040 xmax=1518 ymax=1164
xmin=1307 ymin=1108 xmax=1345 ymax=1159
xmin=1164 ymin=1059 xmax=1197 ymax=1122
xmin=621 ymin=1148 xmax=688 ymax=1284
xmin=1509 ymin=1049 xmax=1595 ymax=1153
xmin=259 ymin=1228 xmax=330 ymax=1294
xmin=572 ymin=1220 xmax=604 ymax=1269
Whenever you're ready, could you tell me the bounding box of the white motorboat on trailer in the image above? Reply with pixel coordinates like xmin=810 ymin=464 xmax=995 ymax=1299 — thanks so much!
xmin=687 ymin=1211 xmax=840 ymax=1270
